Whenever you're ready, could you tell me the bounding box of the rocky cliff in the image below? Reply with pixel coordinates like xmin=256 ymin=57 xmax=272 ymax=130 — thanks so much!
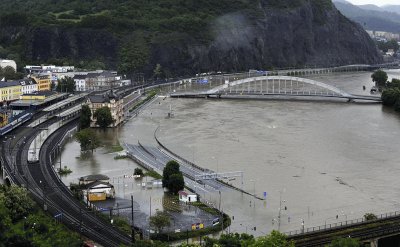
xmin=0 ymin=0 xmax=382 ymax=76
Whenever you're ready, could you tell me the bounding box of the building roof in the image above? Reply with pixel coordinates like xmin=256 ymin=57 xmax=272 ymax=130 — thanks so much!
xmin=16 ymin=78 xmax=37 ymax=86
xmin=82 ymin=180 xmax=114 ymax=190
xmin=0 ymin=81 xmax=21 ymax=88
xmin=22 ymin=91 xmax=56 ymax=97
xmin=88 ymin=90 xmax=120 ymax=103
xmin=79 ymin=174 xmax=110 ymax=182
xmin=73 ymin=74 xmax=87 ymax=80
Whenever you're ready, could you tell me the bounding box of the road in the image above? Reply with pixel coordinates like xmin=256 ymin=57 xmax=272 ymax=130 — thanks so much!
xmin=125 ymin=143 xmax=231 ymax=195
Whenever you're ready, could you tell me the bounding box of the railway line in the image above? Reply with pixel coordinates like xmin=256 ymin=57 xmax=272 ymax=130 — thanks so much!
xmin=1 ymin=107 xmax=133 ymax=246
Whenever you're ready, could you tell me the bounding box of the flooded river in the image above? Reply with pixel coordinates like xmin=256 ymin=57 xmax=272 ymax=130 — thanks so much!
xmin=60 ymin=70 xmax=400 ymax=236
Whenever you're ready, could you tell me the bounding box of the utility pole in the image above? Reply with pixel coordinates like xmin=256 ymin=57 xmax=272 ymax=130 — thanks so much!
xmin=131 ymin=195 xmax=135 ymax=243
xmin=58 ymin=145 xmax=62 ymax=172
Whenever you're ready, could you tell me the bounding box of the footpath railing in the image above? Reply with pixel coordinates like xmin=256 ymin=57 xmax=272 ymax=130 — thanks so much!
xmin=286 ymin=210 xmax=400 ymax=237
xmin=154 ymin=126 xmax=206 ymax=173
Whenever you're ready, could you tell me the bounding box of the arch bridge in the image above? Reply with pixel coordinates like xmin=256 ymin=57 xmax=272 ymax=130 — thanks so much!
xmin=171 ymin=76 xmax=381 ymax=102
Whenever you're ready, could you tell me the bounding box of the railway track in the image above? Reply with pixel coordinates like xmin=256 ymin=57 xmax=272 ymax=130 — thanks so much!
xmin=2 ymin=112 xmax=132 ymax=246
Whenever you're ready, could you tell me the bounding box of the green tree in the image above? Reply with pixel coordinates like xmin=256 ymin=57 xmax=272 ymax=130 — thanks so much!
xmin=0 ymin=66 xmax=21 ymax=80
xmin=93 ymin=106 xmax=113 ymax=128
xmin=250 ymin=230 xmax=294 ymax=247
xmin=381 ymin=88 xmax=400 ymax=106
xmin=118 ymin=35 xmax=149 ymax=75
xmin=74 ymin=128 xmax=100 ymax=151
xmin=153 ymin=63 xmax=163 ymax=79
xmin=80 ymin=104 xmax=92 ymax=129
xmin=364 ymin=213 xmax=378 ymax=221
xmin=329 ymin=237 xmax=361 ymax=247
xmin=168 ymin=173 xmax=185 ymax=194
xmin=371 ymin=70 xmax=388 ymax=87
xmin=0 ymin=203 xmax=11 ymax=243
xmin=56 ymin=77 xmax=75 ymax=93
xmin=388 ymin=78 xmax=400 ymax=88
xmin=149 ymin=210 xmax=170 ymax=233
xmin=134 ymin=168 xmax=144 ymax=176
xmin=0 ymin=185 xmax=34 ymax=222
xmin=162 ymin=160 xmax=180 ymax=188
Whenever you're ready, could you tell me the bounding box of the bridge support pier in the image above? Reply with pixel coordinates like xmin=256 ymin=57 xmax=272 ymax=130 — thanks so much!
xmin=370 ymin=238 xmax=379 ymax=247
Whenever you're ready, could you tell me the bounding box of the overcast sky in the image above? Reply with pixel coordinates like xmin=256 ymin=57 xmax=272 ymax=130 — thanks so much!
xmin=347 ymin=0 xmax=399 ymax=6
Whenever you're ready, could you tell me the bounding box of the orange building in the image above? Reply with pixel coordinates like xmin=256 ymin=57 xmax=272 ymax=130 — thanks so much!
xmin=32 ymin=74 xmax=51 ymax=91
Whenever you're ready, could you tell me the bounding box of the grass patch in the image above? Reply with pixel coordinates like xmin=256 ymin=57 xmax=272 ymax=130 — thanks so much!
xmin=105 ymin=140 xmax=124 ymax=153
xmin=191 ymin=201 xmax=220 ymax=216
xmin=114 ymin=155 xmax=129 ymax=160
xmin=145 ymin=170 xmax=162 ymax=179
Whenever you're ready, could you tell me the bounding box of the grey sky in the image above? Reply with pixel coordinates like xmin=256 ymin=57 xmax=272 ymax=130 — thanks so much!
xmin=347 ymin=0 xmax=400 ymax=6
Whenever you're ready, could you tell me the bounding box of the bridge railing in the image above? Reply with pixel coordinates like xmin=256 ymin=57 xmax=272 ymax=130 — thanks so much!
xmin=285 ymin=210 xmax=400 ymax=237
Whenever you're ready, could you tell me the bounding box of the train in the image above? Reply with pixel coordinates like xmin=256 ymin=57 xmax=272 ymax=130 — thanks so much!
xmin=0 ymin=112 xmax=33 ymax=136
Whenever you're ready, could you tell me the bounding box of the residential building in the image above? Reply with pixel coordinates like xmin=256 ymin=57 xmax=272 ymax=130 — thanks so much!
xmin=17 ymin=78 xmax=37 ymax=95
xmin=25 ymin=65 xmax=74 ymax=74
xmin=86 ymin=71 xmax=118 ymax=91
xmin=73 ymin=74 xmax=87 ymax=92
xmin=32 ymin=74 xmax=51 ymax=91
xmin=0 ymin=81 xmax=22 ymax=102
xmin=0 ymin=59 xmax=17 ymax=71
xmin=87 ymin=90 xmax=124 ymax=127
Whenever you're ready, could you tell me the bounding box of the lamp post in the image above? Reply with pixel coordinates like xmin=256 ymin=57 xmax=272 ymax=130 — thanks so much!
xmin=278 ymin=189 xmax=286 ymax=231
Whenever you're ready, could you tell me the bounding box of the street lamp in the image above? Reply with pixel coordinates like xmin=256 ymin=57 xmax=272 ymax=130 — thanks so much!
xmin=278 ymin=189 xmax=287 ymax=231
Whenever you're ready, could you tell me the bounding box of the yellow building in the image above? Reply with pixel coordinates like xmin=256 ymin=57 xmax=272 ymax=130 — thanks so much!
xmin=19 ymin=91 xmax=57 ymax=101
xmin=0 ymin=81 xmax=22 ymax=102
xmin=32 ymin=74 xmax=51 ymax=91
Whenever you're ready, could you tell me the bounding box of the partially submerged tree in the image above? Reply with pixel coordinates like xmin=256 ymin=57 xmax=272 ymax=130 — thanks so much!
xmin=149 ymin=210 xmax=170 ymax=233
xmin=371 ymin=70 xmax=388 ymax=87
xmin=79 ymin=104 xmax=92 ymax=129
xmin=94 ymin=106 xmax=113 ymax=129
xmin=75 ymin=128 xmax=100 ymax=152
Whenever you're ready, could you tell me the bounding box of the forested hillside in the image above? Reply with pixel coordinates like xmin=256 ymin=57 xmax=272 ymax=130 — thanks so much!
xmin=0 ymin=0 xmax=382 ymax=77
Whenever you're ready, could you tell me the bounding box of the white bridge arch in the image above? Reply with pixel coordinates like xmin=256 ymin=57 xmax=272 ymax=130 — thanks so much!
xmin=206 ymin=76 xmax=352 ymax=98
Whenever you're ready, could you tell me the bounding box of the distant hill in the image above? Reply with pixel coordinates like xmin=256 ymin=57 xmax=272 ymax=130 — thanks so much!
xmin=382 ymin=5 xmax=400 ymax=15
xmin=333 ymin=1 xmax=400 ymax=33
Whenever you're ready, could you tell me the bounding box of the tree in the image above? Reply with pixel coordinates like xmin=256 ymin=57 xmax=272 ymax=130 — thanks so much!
xmin=153 ymin=63 xmax=163 ymax=79
xmin=93 ymin=106 xmax=113 ymax=128
xmin=162 ymin=160 xmax=180 ymax=188
xmin=80 ymin=104 xmax=92 ymax=129
xmin=168 ymin=173 xmax=185 ymax=194
xmin=134 ymin=168 xmax=144 ymax=176
xmin=0 ymin=66 xmax=21 ymax=80
xmin=388 ymin=78 xmax=400 ymax=88
xmin=56 ymin=77 xmax=75 ymax=93
xmin=0 ymin=185 xmax=34 ymax=222
xmin=329 ymin=237 xmax=361 ymax=247
xmin=74 ymin=128 xmax=100 ymax=151
xmin=371 ymin=70 xmax=388 ymax=87
xmin=149 ymin=210 xmax=170 ymax=233
xmin=381 ymin=88 xmax=400 ymax=106
xmin=364 ymin=213 xmax=378 ymax=221
xmin=250 ymin=230 xmax=295 ymax=247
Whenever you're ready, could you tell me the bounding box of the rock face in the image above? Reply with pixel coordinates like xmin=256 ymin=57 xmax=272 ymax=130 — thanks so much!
xmin=2 ymin=0 xmax=382 ymax=75
xmin=152 ymin=0 xmax=382 ymax=75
